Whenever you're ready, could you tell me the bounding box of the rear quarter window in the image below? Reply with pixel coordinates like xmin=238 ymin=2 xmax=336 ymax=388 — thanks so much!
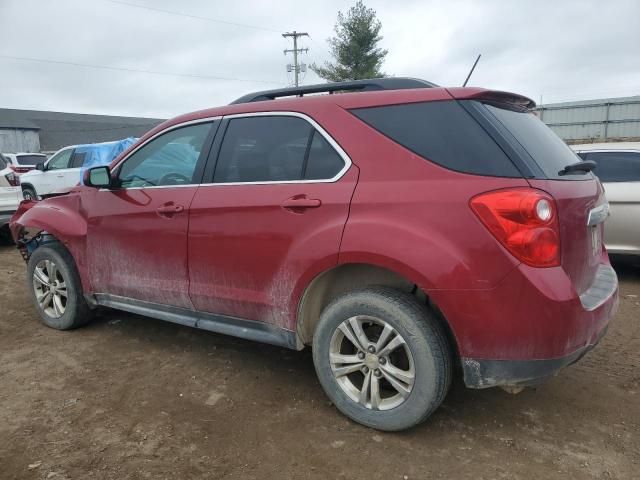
xmin=350 ymin=100 xmax=521 ymax=177
xmin=0 ymin=154 xmax=6 ymax=170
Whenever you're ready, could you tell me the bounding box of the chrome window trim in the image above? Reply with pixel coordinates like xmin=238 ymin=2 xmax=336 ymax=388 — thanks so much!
xmin=104 ymin=111 xmax=352 ymax=191
xmin=574 ymin=149 xmax=640 ymax=154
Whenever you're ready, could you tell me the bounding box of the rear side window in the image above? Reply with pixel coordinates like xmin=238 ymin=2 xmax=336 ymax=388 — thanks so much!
xmin=483 ymin=104 xmax=587 ymax=180
xmin=214 ymin=116 xmax=345 ymax=183
xmin=17 ymin=154 xmax=46 ymax=166
xmin=583 ymin=151 xmax=640 ymax=182
xmin=0 ymin=154 xmax=6 ymax=170
xmin=304 ymin=131 xmax=345 ymax=180
xmin=350 ymin=101 xmax=520 ymax=177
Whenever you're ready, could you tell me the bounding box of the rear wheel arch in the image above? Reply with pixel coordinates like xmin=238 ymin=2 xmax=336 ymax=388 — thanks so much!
xmin=296 ymin=262 xmax=460 ymax=360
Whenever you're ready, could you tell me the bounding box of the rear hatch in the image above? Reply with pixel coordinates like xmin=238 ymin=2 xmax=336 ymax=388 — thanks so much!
xmin=460 ymin=95 xmax=606 ymax=295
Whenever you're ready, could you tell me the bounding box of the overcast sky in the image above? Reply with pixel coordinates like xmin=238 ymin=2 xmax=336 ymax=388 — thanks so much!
xmin=1 ymin=0 xmax=639 ymax=119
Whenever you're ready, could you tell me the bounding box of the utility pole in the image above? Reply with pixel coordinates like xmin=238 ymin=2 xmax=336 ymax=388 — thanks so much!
xmin=283 ymin=31 xmax=309 ymax=87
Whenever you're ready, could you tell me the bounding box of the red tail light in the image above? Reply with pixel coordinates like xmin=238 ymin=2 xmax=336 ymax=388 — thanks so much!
xmin=5 ymin=171 xmax=20 ymax=187
xmin=10 ymin=165 xmax=31 ymax=173
xmin=470 ymin=188 xmax=560 ymax=267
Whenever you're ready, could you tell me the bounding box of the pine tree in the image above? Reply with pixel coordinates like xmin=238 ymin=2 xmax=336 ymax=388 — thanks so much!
xmin=312 ymin=1 xmax=388 ymax=82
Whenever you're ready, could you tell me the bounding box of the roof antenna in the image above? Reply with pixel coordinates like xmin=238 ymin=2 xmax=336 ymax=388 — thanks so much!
xmin=462 ymin=54 xmax=481 ymax=87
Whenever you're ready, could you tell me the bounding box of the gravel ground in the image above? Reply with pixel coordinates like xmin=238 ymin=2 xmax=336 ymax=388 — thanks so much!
xmin=0 ymin=244 xmax=638 ymax=479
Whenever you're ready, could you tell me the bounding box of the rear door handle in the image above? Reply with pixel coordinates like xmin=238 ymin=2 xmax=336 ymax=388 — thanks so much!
xmin=281 ymin=196 xmax=322 ymax=210
xmin=157 ymin=204 xmax=184 ymax=215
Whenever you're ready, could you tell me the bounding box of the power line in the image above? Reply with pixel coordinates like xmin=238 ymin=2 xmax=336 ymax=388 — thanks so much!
xmin=105 ymin=0 xmax=281 ymax=33
xmin=0 ymin=54 xmax=281 ymax=84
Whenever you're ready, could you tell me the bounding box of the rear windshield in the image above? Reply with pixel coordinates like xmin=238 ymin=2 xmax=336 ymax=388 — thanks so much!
xmin=17 ymin=154 xmax=47 ymax=166
xmin=0 ymin=154 xmax=6 ymax=170
xmin=483 ymin=104 xmax=589 ymax=180
xmin=581 ymin=151 xmax=640 ymax=182
xmin=350 ymin=101 xmax=521 ymax=177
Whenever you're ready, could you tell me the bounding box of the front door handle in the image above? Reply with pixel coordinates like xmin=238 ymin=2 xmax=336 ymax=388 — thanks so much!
xmin=157 ymin=203 xmax=184 ymax=215
xmin=281 ymin=195 xmax=322 ymax=211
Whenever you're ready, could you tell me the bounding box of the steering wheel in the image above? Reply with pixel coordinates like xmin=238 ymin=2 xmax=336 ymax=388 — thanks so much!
xmin=159 ymin=172 xmax=191 ymax=185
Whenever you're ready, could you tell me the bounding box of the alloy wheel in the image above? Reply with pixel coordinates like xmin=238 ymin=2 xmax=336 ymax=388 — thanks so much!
xmin=32 ymin=259 xmax=67 ymax=318
xmin=329 ymin=315 xmax=415 ymax=410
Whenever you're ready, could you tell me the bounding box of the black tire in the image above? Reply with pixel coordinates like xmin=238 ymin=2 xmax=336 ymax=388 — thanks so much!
xmin=26 ymin=242 xmax=93 ymax=330
xmin=312 ymin=286 xmax=452 ymax=431
xmin=22 ymin=186 xmax=38 ymax=201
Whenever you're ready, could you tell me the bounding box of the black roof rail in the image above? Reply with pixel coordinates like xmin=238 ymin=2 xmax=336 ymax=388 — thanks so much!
xmin=230 ymin=77 xmax=438 ymax=104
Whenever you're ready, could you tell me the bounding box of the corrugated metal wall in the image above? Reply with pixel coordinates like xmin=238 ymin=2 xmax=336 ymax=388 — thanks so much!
xmin=537 ymin=96 xmax=640 ymax=143
xmin=0 ymin=128 xmax=41 ymax=153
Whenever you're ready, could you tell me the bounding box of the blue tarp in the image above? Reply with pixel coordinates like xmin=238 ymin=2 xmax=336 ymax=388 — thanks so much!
xmin=78 ymin=137 xmax=137 ymax=184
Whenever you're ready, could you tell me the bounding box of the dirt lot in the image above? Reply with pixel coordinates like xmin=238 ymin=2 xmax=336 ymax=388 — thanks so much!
xmin=0 ymin=244 xmax=638 ymax=480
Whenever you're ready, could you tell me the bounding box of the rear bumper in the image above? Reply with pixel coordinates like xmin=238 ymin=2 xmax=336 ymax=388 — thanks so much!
xmin=462 ymin=320 xmax=611 ymax=388
xmin=432 ymin=258 xmax=619 ymax=388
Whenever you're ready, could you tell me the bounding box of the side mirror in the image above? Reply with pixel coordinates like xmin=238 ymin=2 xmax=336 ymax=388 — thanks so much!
xmin=84 ymin=166 xmax=111 ymax=188
xmin=36 ymin=163 xmax=46 ymax=171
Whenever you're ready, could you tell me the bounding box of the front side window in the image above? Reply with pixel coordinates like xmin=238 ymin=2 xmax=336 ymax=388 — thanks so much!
xmin=117 ymin=122 xmax=212 ymax=188
xmin=584 ymin=151 xmax=640 ymax=182
xmin=47 ymin=149 xmax=73 ymax=170
xmin=214 ymin=116 xmax=345 ymax=183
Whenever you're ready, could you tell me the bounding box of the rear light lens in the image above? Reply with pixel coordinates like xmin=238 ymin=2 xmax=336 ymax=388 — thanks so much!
xmin=470 ymin=188 xmax=560 ymax=267
xmin=5 ymin=171 xmax=20 ymax=187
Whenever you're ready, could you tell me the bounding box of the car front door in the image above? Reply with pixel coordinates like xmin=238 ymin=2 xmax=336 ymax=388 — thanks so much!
xmin=188 ymin=113 xmax=357 ymax=330
xmin=32 ymin=147 xmax=74 ymax=196
xmin=583 ymin=150 xmax=640 ymax=253
xmin=84 ymin=120 xmax=217 ymax=308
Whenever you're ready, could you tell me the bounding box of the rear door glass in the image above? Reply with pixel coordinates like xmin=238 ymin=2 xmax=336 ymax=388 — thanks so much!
xmin=351 ymin=101 xmax=521 ymax=177
xmin=69 ymin=152 xmax=87 ymax=169
xmin=483 ymin=104 xmax=589 ymax=180
xmin=583 ymin=151 xmax=640 ymax=182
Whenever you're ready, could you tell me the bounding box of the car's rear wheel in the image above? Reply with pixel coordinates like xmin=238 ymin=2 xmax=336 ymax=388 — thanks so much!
xmin=22 ymin=186 xmax=37 ymax=201
xmin=312 ymin=287 xmax=452 ymax=431
xmin=26 ymin=243 xmax=93 ymax=330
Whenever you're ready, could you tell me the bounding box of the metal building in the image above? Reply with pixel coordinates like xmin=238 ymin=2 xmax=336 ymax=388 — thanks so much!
xmin=0 ymin=115 xmax=41 ymax=152
xmin=537 ymin=96 xmax=640 ymax=144
xmin=0 ymin=108 xmax=164 ymax=154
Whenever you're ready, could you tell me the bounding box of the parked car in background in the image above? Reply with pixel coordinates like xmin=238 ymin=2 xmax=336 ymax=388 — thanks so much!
xmin=0 ymin=153 xmax=22 ymax=238
xmin=20 ymin=139 xmax=136 ymax=200
xmin=3 ymin=153 xmax=47 ymax=174
xmin=572 ymin=142 xmax=640 ymax=255
xmin=10 ymin=78 xmax=618 ymax=431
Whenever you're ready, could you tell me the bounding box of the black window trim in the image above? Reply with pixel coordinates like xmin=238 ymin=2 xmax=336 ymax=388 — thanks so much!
xmin=203 ymin=111 xmax=352 ymax=185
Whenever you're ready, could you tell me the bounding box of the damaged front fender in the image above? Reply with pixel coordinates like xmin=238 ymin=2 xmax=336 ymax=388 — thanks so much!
xmin=10 ymin=194 xmax=90 ymax=289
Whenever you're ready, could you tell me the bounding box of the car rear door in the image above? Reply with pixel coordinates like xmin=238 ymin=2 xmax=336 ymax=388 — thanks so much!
xmin=84 ymin=120 xmax=217 ymax=308
xmin=582 ymin=150 xmax=640 ymax=253
xmin=188 ymin=113 xmax=357 ymax=330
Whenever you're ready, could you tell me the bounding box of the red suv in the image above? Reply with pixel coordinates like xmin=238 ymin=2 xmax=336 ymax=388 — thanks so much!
xmin=10 ymin=78 xmax=618 ymax=431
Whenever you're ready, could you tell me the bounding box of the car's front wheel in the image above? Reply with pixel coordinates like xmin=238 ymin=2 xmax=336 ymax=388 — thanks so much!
xmin=26 ymin=243 xmax=93 ymax=330
xmin=312 ymin=287 xmax=452 ymax=431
